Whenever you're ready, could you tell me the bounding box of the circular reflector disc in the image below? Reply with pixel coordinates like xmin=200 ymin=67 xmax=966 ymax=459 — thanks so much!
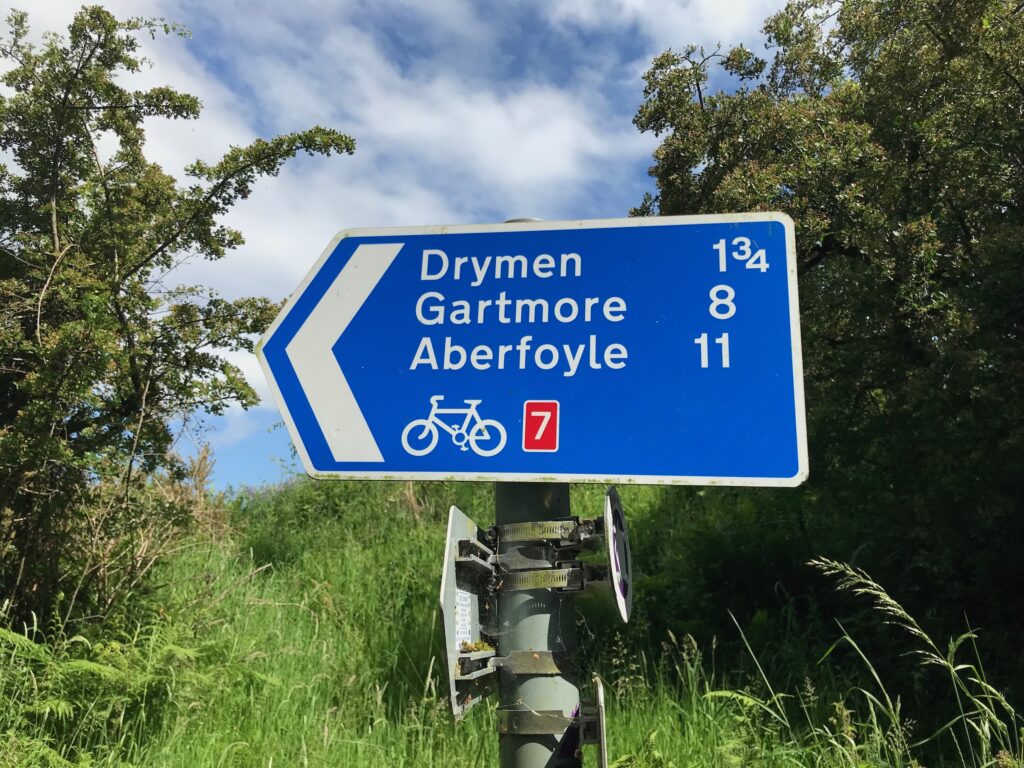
xmin=604 ymin=487 xmax=632 ymax=623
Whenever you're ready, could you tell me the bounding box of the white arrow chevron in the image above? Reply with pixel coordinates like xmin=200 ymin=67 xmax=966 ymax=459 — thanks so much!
xmin=285 ymin=242 xmax=403 ymax=463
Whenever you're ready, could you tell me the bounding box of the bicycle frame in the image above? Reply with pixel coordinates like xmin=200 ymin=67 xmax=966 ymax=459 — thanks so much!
xmin=427 ymin=399 xmax=481 ymax=437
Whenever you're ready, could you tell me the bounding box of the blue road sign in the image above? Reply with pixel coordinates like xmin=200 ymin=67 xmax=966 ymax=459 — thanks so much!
xmin=257 ymin=214 xmax=807 ymax=485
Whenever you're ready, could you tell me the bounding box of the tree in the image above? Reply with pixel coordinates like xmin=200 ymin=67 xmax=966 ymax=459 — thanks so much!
xmin=634 ymin=0 xmax=1024 ymax=691
xmin=0 ymin=6 xmax=355 ymax=626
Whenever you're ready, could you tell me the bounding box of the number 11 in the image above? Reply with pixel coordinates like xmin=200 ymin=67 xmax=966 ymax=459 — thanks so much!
xmin=694 ymin=333 xmax=730 ymax=368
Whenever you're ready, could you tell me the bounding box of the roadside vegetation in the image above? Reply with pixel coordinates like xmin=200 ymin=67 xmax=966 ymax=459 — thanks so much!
xmin=2 ymin=479 xmax=1022 ymax=767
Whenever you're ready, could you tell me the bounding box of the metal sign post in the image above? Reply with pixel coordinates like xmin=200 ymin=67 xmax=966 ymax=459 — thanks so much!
xmin=494 ymin=482 xmax=579 ymax=767
xmin=259 ymin=212 xmax=808 ymax=767
xmin=438 ymin=483 xmax=625 ymax=766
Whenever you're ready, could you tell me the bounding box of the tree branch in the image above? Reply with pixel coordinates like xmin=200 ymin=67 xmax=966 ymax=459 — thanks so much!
xmin=35 ymin=239 xmax=73 ymax=345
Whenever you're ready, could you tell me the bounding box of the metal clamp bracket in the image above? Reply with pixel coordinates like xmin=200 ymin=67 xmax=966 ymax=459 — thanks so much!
xmin=579 ymin=707 xmax=600 ymax=743
xmin=491 ymin=544 xmax=555 ymax=571
xmin=489 ymin=650 xmax=575 ymax=676
xmin=456 ymin=537 xmax=496 ymax=577
xmin=489 ymin=519 xmax=577 ymax=544
xmin=493 ymin=563 xmax=610 ymax=593
xmin=487 ymin=516 xmax=605 ymax=547
xmin=496 ymin=567 xmax=584 ymax=592
xmin=456 ymin=649 xmax=496 ymax=681
xmin=496 ymin=708 xmax=575 ymax=735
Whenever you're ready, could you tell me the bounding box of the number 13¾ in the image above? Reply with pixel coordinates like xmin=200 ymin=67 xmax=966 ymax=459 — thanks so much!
xmin=712 ymin=236 xmax=769 ymax=272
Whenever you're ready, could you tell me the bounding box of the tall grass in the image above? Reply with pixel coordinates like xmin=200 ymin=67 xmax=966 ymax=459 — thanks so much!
xmin=1 ymin=481 xmax=1021 ymax=767
xmin=808 ymin=558 xmax=1023 ymax=768
xmin=0 ymin=611 xmax=203 ymax=767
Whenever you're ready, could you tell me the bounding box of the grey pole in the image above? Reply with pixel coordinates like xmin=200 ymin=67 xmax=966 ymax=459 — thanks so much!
xmin=495 ymin=482 xmax=581 ymax=768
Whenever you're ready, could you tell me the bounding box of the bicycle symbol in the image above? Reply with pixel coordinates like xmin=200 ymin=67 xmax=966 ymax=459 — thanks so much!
xmin=401 ymin=396 xmax=507 ymax=457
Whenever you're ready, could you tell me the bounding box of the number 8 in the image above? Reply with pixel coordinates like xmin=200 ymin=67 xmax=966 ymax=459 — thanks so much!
xmin=709 ymin=285 xmax=736 ymax=319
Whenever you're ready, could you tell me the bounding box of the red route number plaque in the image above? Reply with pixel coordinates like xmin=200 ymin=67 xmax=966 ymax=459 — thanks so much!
xmin=523 ymin=401 xmax=559 ymax=452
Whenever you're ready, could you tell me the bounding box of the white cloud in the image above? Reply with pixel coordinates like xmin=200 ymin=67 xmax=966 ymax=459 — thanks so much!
xmin=148 ymin=0 xmax=659 ymax=304
xmin=203 ymin=402 xmax=261 ymax=448
xmin=543 ymin=0 xmax=781 ymax=50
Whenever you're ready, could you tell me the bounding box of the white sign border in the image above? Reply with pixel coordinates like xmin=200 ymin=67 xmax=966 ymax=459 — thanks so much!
xmin=257 ymin=212 xmax=808 ymax=487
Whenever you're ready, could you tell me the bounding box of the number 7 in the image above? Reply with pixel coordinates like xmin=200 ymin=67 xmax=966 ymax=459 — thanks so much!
xmin=534 ymin=410 xmax=551 ymax=440
xmin=523 ymin=401 xmax=560 ymax=452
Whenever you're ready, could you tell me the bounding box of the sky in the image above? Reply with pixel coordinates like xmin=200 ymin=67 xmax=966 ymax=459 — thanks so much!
xmin=27 ymin=0 xmax=787 ymax=489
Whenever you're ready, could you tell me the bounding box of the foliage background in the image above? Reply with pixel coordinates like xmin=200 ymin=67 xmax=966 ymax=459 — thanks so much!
xmin=632 ymin=0 xmax=1024 ymax=706
xmin=0 ymin=6 xmax=354 ymax=626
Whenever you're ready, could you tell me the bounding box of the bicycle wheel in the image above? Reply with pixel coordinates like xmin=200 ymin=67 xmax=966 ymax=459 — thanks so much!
xmin=469 ymin=419 xmax=506 ymax=457
xmin=401 ymin=419 xmax=438 ymax=456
